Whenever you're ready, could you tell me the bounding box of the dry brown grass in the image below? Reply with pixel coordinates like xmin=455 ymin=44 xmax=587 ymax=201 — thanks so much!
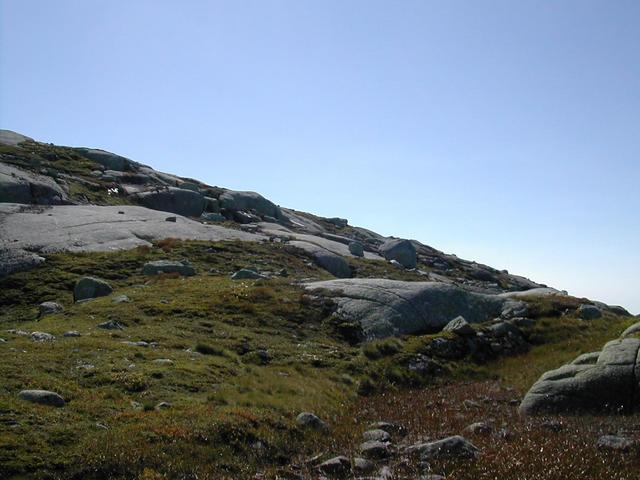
xmin=290 ymin=381 xmax=640 ymax=480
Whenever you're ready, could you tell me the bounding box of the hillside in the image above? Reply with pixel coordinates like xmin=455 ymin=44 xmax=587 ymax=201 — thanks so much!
xmin=1 ymin=129 xmax=639 ymax=480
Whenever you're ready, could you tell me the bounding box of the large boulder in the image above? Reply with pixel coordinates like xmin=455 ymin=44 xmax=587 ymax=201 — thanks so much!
xmin=577 ymin=304 xmax=603 ymax=320
xmin=290 ymin=241 xmax=351 ymax=278
xmin=379 ymin=239 xmax=417 ymax=269
xmin=305 ymin=279 xmax=523 ymax=340
xmin=519 ymin=338 xmax=640 ymax=415
xmin=219 ymin=190 xmax=281 ymax=219
xmin=18 ymin=389 xmax=65 ymax=407
xmin=73 ymin=277 xmax=113 ymax=302
xmin=134 ymin=187 xmax=205 ymax=217
xmin=0 ymin=163 xmax=68 ymax=205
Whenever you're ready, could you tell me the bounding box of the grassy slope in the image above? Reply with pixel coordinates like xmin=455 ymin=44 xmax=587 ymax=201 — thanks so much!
xmin=0 ymin=239 xmax=637 ymax=479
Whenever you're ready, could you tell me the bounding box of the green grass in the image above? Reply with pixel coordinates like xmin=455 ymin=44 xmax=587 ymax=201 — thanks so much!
xmin=1 ymin=238 xmax=636 ymax=479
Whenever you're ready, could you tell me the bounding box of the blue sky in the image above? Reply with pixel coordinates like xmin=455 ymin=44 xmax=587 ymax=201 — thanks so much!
xmin=1 ymin=1 xmax=639 ymax=312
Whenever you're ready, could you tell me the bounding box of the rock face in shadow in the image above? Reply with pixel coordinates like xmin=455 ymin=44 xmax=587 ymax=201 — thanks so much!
xmin=219 ymin=190 xmax=282 ymax=219
xmin=0 ymin=163 xmax=68 ymax=205
xmin=519 ymin=337 xmax=640 ymax=415
xmin=305 ymin=278 xmax=524 ymax=340
xmin=133 ymin=187 xmax=205 ymax=217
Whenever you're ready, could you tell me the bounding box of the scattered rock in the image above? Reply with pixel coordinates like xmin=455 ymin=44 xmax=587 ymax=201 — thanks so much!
xmin=578 ymin=304 xmax=602 ymax=320
xmin=112 ymin=294 xmax=131 ymax=304
xmin=360 ymin=440 xmax=391 ymax=459
xmin=155 ymin=401 xmax=172 ymax=410
xmin=368 ymin=421 xmax=408 ymax=437
xmin=98 ymin=320 xmax=124 ymax=330
xmin=296 ymin=412 xmax=328 ymax=431
xmin=38 ymin=301 xmax=63 ymax=318
xmin=349 ymin=241 xmax=364 ymax=257
xmin=597 ymin=435 xmax=635 ymax=452
xmin=142 ymin=260 xmax=196 ymax=276
xmin=121 ymin=341 xmax=150 ymax=347
xmin=153 ymin=359 xmax=174 ymax=365
xmin=379 ymin=238 xmax=417 ymax=269
xmin=73 ymin=277 xmax=113 ymax=302
xmin=353 ymin=457 xmax=375 ymax=474
xmin=464 ymin=422 xmax=492 ymax=435
xmin=231 ymin=269 xmax=267 ymax=280
xmin=443 ymin=316 xmax=475 ymax=337
xmin=363 ymin=429 xmax=391 ymax=442
xmin=63 ymin=331 xmax=81 ymax=337
xmin=406 ymin=435 xmax=478 ymax=461
xmin=18 ymin=389 xmax=65 ymax=407
xmin=31 ymin=332 xmax=55 ymax=342
xmin=318 ymin=456 xmax=350 ymax=477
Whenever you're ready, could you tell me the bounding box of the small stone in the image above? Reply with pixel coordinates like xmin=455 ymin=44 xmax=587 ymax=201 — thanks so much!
xmin=597 ymin=435 xmax=635 ymax=451
xmin=296 ymin=412 xmax=328 ymax=431
xmin=112 ymin=295 xmax=131 ymax=304
xmin=18 ymin=389 xmax=65 ymax=407
xmin=38 ymin=301 xmax=63 ymax=318
xmin=231 ymin=269 xmax=267 ymax=280
xmin=63 ymin=331 xmax=81 ymax=337
xmin=98 ymin=320 xmax=124 ymax=330
xmin=463 ymin=399 xmax=481 ymax=409
xmin=317 ymin=456 xmax=350 ymax=477
xmin=443 ymin=316 xmax=475 ymax=337
xmin=368 ymin=421 xmax=408 ymax=437
xmin=360 ymin=440 xmax=391 ymax=459
xmin=31 ymin=332 xmax=55 ymax=342
xmin=121 ymin=341 xmax=150 ymax=347
xmin=153 ymin=359 xmax=174 ymax=365
xmin=363 ymin=429 xmax=391 ymax=442
xmin=155 ymin=401 xmax=171 ymax=410
xmin=353 ymin=457 xmax=375 ymax=474
xmin=464 ymin=422 xmax=492 ymax=435
xmin=406 ymin=435 xmax=478 ymax=461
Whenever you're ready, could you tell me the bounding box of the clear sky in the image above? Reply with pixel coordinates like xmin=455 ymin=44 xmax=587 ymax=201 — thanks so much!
xmin=1 ymin=1 xmax=639 ymax=313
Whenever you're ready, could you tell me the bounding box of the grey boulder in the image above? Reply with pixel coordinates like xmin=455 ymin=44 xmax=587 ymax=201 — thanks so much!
xmin=442 ymin=316 xmax=475 ymax=337
xmin=305 ymin=279 xmax=523 ymax=340
xmin=31 ymin=331 xmax=55 ymax=342
xmin=296 ymin=412 xmax=328 ymax=431
xmin=0 ymin=163 xmax=68 ymax=205
xmin=290 ymin=241 xmax=351 ymax=278
xmin=406 ymin=435 xmax=478 ymax=461
xmin=134 ymin=187 xmax=205 ymax=217
xmin=73 ymin=276 xmax=113 ymax=302
xmin=142 ymin=260 xmax=196 ymax=276
xmin=38 ymin=301 xmax=63 ymax=317
xmin=379 ymin=238 xmax=417 ymax=269
xmin=363 ymin=429 xmax=391 ymax=442
xmin=519 ymin=338 xmax=640 ymax=415
xmin=349 ymin=241 xmax=365 ymax=257
xmin=18 ymin=389 xmax=65 ymax=407
xmin=318 ymin=456 xmax=350 ymax=477
xmin=577 ymin=304 xmax=602 ymax=320
xmin=219 ymin=190 xmax=281 ymax=219
xmin=231 ymin=269 xmax=267 ymax=280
